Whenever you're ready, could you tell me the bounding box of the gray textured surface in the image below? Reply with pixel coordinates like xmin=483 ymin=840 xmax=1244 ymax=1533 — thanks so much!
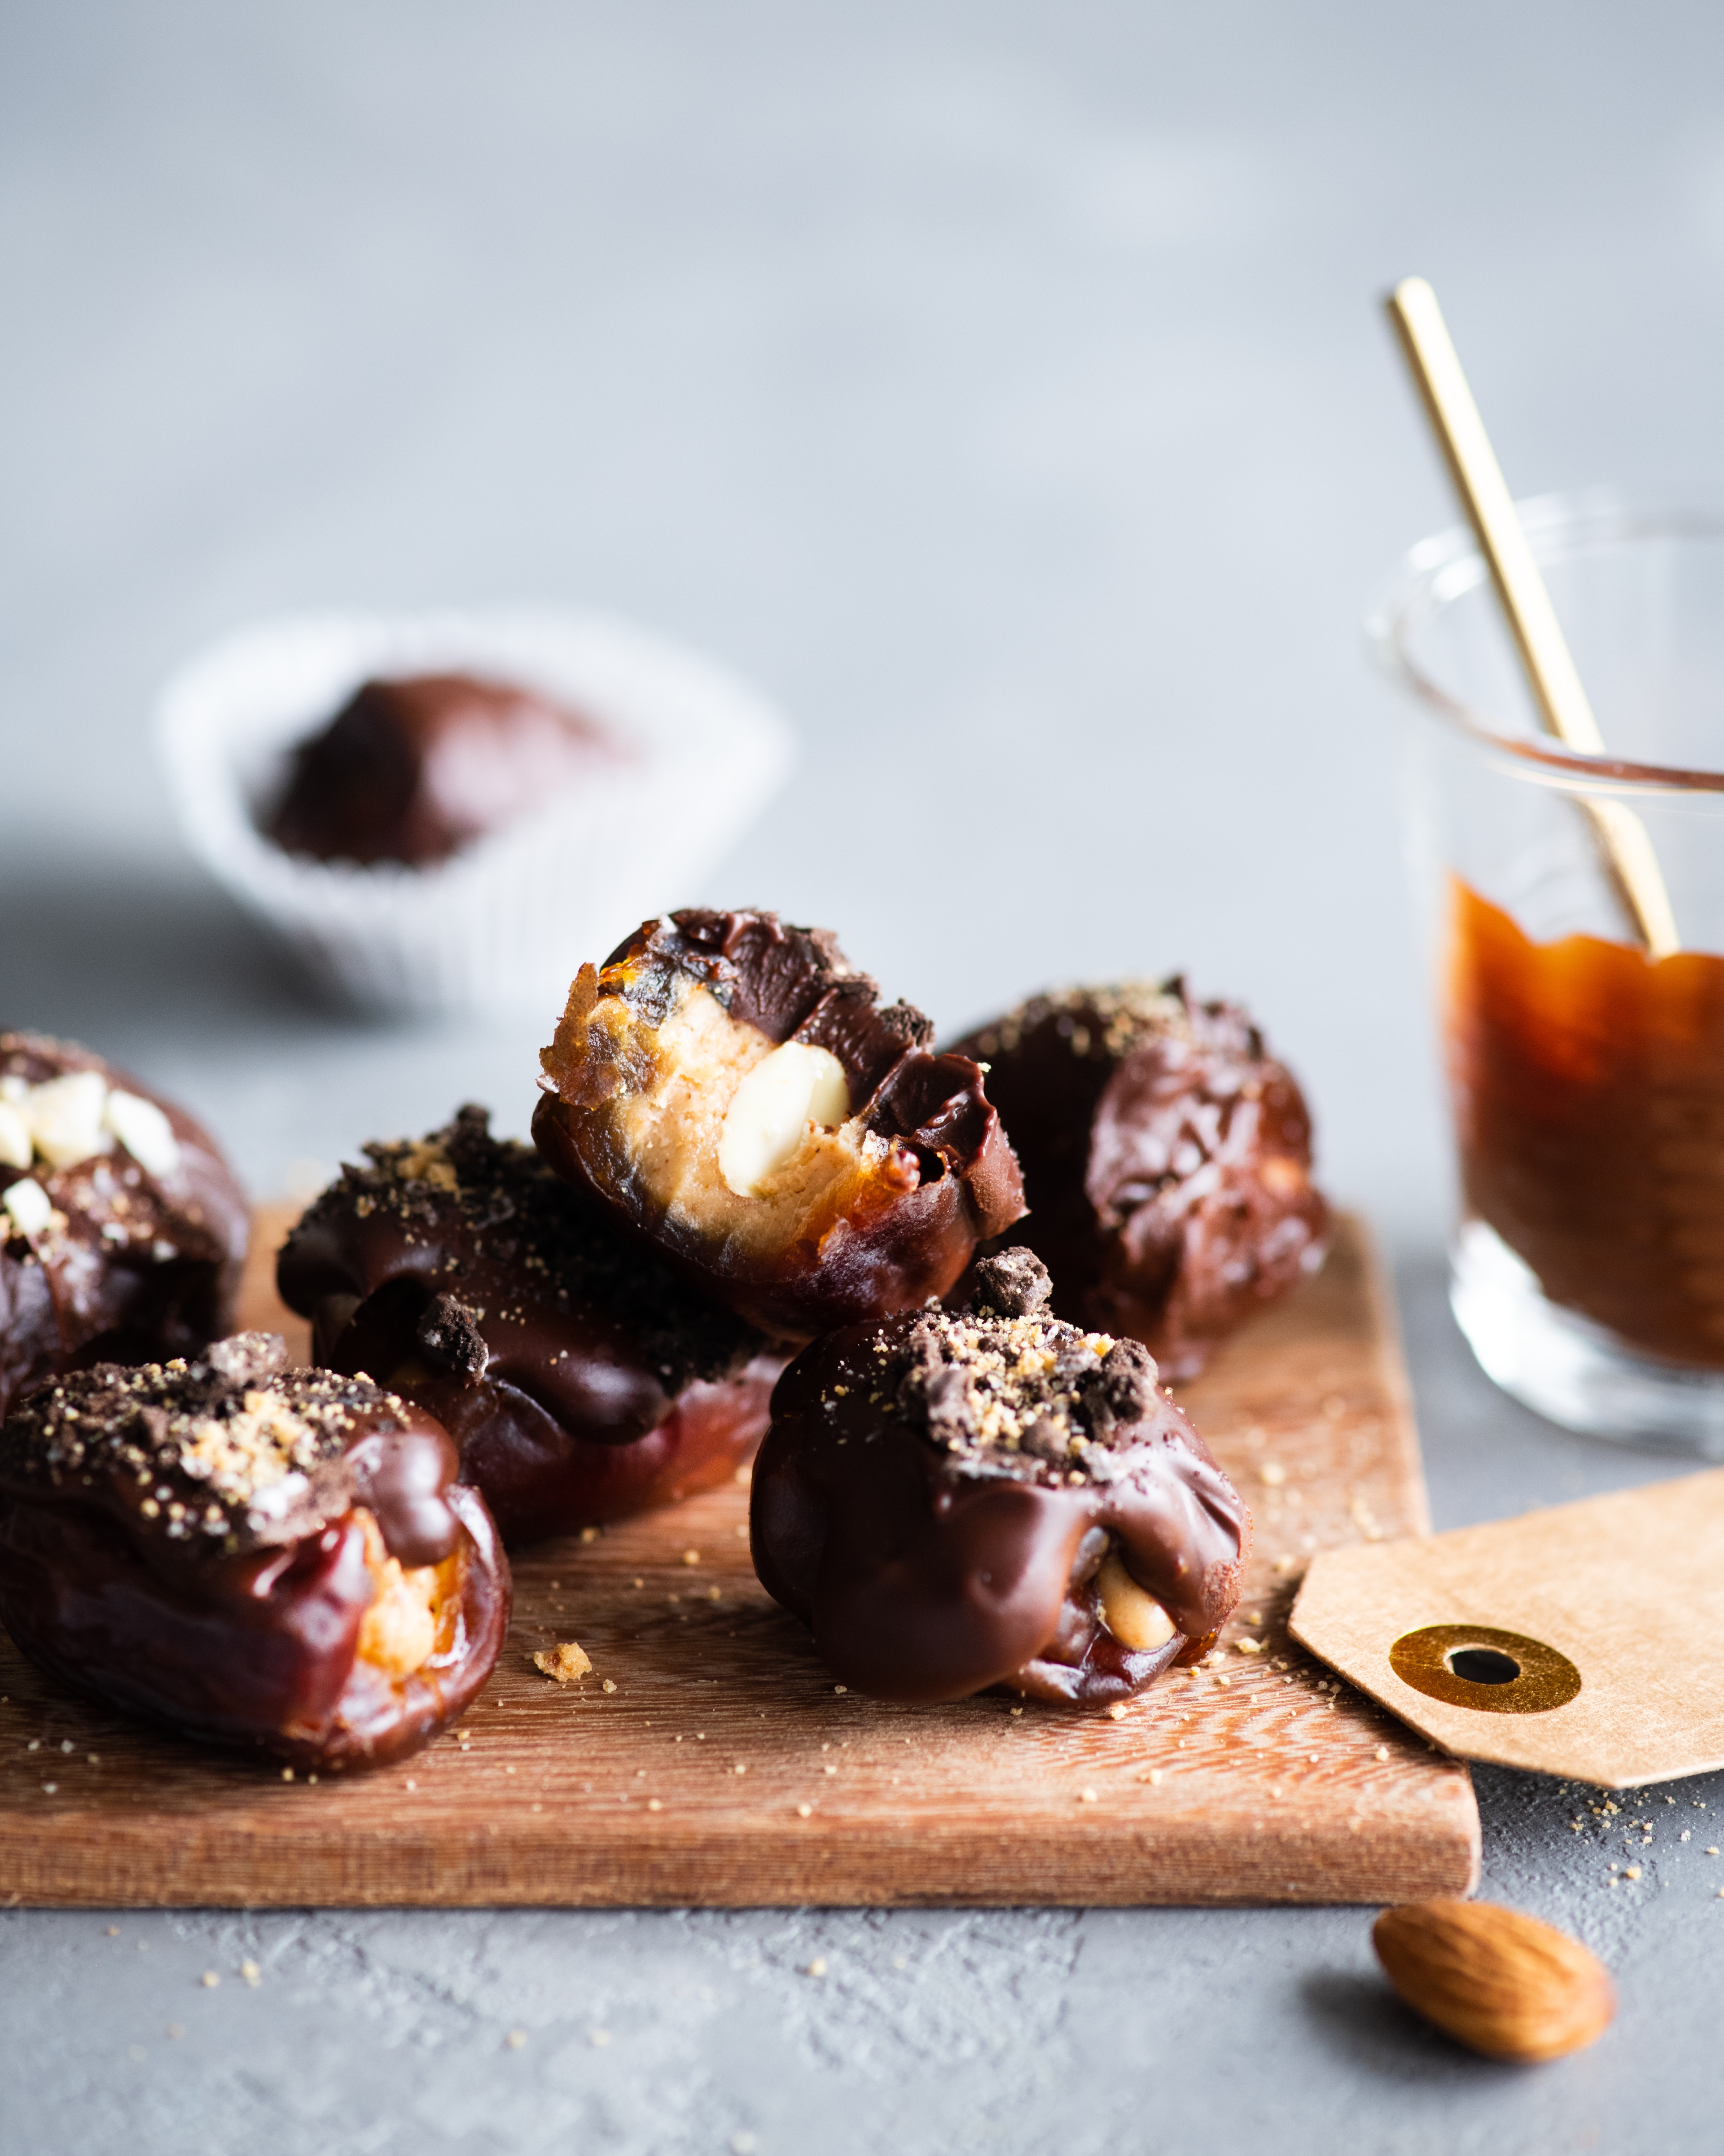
xmin=5 ymin=3 xmax=1724 ymax=2148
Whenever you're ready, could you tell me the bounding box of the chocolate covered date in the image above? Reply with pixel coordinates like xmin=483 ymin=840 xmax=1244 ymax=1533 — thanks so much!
xmin=534 ymin=910 xmax=1025 ymax=1339
xmin=951 ymin=982 xmax=1328 ymax=1378
xmin=0 ymin=1334 xmax=509 ymax=1769
xmin=0 ymin=1032 xmax=248 ymax=1420
xmin=750 ymin=1249 xmax=1251 ymax=1706
xmin=278 ymin=1106 xmax=782 ymax=1542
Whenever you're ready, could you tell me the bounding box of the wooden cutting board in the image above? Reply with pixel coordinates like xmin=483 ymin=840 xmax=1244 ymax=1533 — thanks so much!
xmin=0 ymin=1212 xmax=1478 ymax=1907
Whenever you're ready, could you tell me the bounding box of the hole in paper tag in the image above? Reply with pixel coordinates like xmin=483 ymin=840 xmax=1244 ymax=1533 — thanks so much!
xmin=1388 ymin=1625 xmax=1581 ymax=1716
xmin=1447 ymin=1646 xmax=1520 ymax=1684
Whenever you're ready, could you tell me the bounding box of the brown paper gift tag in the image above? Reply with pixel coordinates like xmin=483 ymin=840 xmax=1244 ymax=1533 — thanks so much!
xmin=1288 ymin=1469 xmax=1724 ymax=1788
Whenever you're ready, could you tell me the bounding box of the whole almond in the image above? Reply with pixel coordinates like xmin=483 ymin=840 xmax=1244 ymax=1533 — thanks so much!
xmin=1373 ymin=1899 xmax=1614 ymax=2063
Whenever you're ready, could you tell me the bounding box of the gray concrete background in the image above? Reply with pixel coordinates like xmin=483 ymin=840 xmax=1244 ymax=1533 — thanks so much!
xmin=4 ymin=3 xmax=1724 ymax=2148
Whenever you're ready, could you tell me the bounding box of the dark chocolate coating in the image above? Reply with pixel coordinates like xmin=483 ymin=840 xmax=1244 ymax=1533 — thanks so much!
xmin=750 ymin=1256 xmax=1251 ymax=1706
xmin=950 ymin=982 xmax=1329 ymax=1379
xmin=264 ymin=671 xmax=611 ymax=867
xmin=0 ymin=1334 xmax=510 ymax=1769
xmin=535 ymin=910 xmax=1026 ymax=1340
xmin=277 ymin=1106 xmax=782 ymax=1543
xmin=0 ymin=1033 xmax=248 ymax=1422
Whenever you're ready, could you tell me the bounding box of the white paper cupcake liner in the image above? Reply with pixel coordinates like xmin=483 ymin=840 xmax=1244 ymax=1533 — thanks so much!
xmin=156 ymin=607 xmax=795 ymax=1018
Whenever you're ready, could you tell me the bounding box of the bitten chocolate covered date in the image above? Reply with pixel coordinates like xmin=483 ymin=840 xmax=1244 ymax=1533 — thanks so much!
xmin=0 ymin=1335 xmax=509 ymax=1769
xmin=951 ymin=982 xmax=1328 ymax=1378
xmin=265 ymin=671 xmax=613 ymax=868
xmin=0 ymin=1033 xmax=248 ymax=1421
xmin=277 ymin=1106 xmax=782 ymax=1542
xmin=534 ymin=911 xmax=1026 ymax=1340
xmin=749 ymin=1250 xmax=1251 ymax=1706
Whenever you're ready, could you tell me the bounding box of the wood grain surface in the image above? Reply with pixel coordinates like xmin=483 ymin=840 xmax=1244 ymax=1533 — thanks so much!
xmin=0 ymin=1211 xmax=1479 ymax=1907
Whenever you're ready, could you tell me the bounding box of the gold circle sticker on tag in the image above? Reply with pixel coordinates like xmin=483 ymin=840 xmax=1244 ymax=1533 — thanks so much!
xmin=1388 ymin=1624 xmax=1582 ymax=1715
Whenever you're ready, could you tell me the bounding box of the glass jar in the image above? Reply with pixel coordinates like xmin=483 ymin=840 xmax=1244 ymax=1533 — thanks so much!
xmin=1369 ymin=490 xmax=1724 ymax=1453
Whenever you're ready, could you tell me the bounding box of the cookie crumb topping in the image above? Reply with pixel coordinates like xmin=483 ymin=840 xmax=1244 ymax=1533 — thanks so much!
xmin=971 ymin=1247 xmax=1054 ymax=1319
xmin=890 ymin=1248 xmax=1159 ymax=1483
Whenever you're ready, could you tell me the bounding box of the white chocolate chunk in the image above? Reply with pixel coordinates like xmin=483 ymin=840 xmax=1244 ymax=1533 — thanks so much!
xmin=104 ymin=1090 xmax=181 ymax=1178
xmin=26 ymin=1071 xmax=112 ymax=1169
xmin=1095 ymin=1547 xmax=1176 ymax=1652
xmin=717 ymin=1042 xmax=850 ymax=1198
xmin=3 ymin=1176 xmax=53 ymax=1240
xmin=0 ymin=1101 xmax=30 ymax=1171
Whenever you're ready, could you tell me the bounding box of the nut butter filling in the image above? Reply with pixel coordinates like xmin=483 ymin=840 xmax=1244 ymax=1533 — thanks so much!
xmin=535 ymin=909 xmax=1024 ymax=1338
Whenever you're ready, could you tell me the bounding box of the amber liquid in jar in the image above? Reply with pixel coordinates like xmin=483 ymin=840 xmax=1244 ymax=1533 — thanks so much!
xmin=1446 ymin=876 xmax=1724 ymax=1366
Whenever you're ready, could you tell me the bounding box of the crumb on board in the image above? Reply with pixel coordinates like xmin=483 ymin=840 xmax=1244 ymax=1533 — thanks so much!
xmin=532 ymin=1640 xmax=593 ymax=1684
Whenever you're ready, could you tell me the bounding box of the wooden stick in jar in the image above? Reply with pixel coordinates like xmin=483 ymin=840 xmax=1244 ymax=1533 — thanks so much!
xmin=1385 ymin=275 xmax=1680 ymax=960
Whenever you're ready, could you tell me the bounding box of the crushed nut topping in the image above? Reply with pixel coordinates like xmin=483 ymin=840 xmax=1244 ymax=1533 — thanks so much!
xmin=0 ymin=1034 xmax=205 ymax=1272
xmin=0 ymin=1035 xmax=181 ymax=1180
xmin=0 ymin=1333 xmax=418 ymax=1552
